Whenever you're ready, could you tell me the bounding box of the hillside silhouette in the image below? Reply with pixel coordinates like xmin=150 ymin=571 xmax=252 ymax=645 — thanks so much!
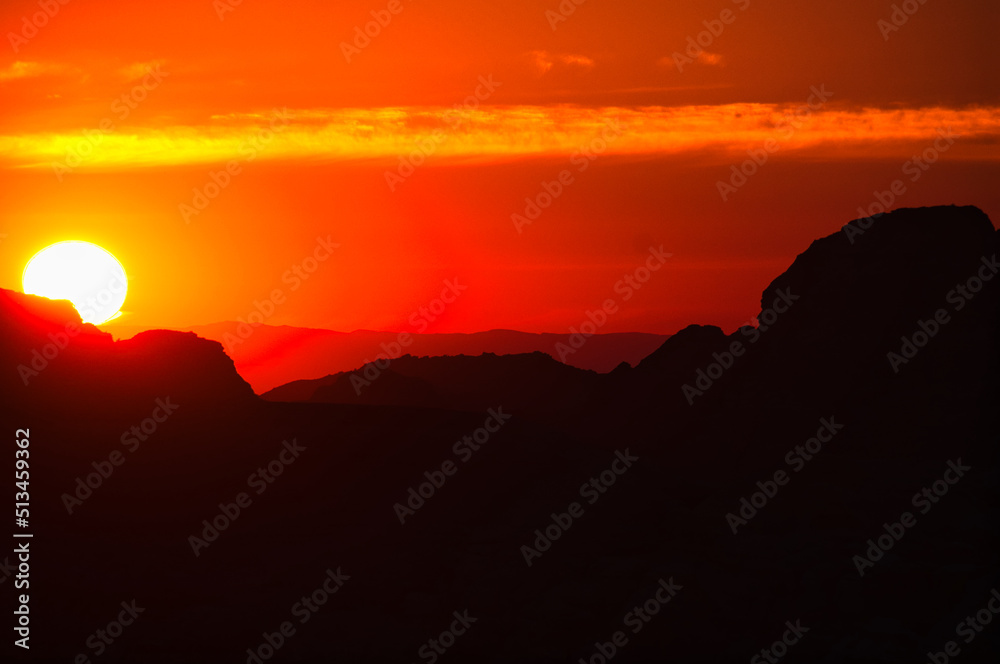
xmin=106 ymin=323 xmax=669 ymax=394
xmin=2 ymin=205 xmax=998 ymax=663
xmin=261 ymin=352 xmax=603 ymax=426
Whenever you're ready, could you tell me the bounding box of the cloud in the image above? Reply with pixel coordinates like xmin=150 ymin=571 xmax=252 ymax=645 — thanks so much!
xmin=657 ymin=52 xmax=725 ymax=68
xmin=697 ymin=52 xmax=725 ymax=66
xmin=1 ymin=105 xmax=998 ymax=170
xmin=119 ymin=59 xmax=168 ymax=82
xmin=0 ymin=61 xmax=75 ymax=81
xmin=529 ymin=51 xmax=596 ymax=76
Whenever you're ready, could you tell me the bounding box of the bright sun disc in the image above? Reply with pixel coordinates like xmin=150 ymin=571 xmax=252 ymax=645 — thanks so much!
xmin=22 ymin=241 xmax=128 ymax=325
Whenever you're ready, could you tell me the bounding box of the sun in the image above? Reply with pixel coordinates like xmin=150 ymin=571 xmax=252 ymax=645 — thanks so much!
xmin=22 ymin=241 xmax=128 ymax=325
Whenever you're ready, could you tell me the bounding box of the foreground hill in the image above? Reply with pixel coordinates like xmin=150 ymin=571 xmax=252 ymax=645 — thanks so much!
xmin=0 ymin=290 xmax=255 ymax=410
xmin=2 ymin=205 xmax=997 ymax=663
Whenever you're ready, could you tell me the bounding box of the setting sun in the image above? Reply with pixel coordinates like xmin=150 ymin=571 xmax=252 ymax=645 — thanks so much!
xmin=22 ymin=241 xmax=128 ymax=325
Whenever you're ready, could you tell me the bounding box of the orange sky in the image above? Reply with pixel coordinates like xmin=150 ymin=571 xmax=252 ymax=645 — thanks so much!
xmin=1 ymin=0 xmax=998 ymax=334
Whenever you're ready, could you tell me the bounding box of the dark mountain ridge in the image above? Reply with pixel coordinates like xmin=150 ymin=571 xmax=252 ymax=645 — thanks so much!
xmin=2 ymin=205 xmax=998 ymax=663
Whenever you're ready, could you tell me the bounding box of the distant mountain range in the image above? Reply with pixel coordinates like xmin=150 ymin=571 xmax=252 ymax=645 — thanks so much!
xmin=2 ymin=205 xmax=997 ymax=663
xmin=104 ymin=324 xmax=670 ymax=394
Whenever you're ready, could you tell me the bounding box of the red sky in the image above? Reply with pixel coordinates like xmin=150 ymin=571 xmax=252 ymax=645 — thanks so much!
xmin=1 ymin=0 xmax=997 ymax=335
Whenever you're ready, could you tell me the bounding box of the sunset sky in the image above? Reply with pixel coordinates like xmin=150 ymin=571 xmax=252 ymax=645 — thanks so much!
xmin=2 ymin=0 xmax=998 ymax=334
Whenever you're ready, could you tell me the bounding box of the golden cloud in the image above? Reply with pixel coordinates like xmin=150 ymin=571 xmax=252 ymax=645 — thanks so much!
xmin=1 ymin=104 xmax=998 ymax=171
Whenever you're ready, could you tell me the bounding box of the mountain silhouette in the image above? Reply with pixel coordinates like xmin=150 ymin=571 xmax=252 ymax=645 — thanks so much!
xmin=2 ymin=289 xmax=254 ymax=413
xmin=107 ymin=323 xmax=670 ymax=394
xmin=262 ymin=351 xmax=601 ymax=424
xmin=2 ymin=205 xmax=997 ymax=663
